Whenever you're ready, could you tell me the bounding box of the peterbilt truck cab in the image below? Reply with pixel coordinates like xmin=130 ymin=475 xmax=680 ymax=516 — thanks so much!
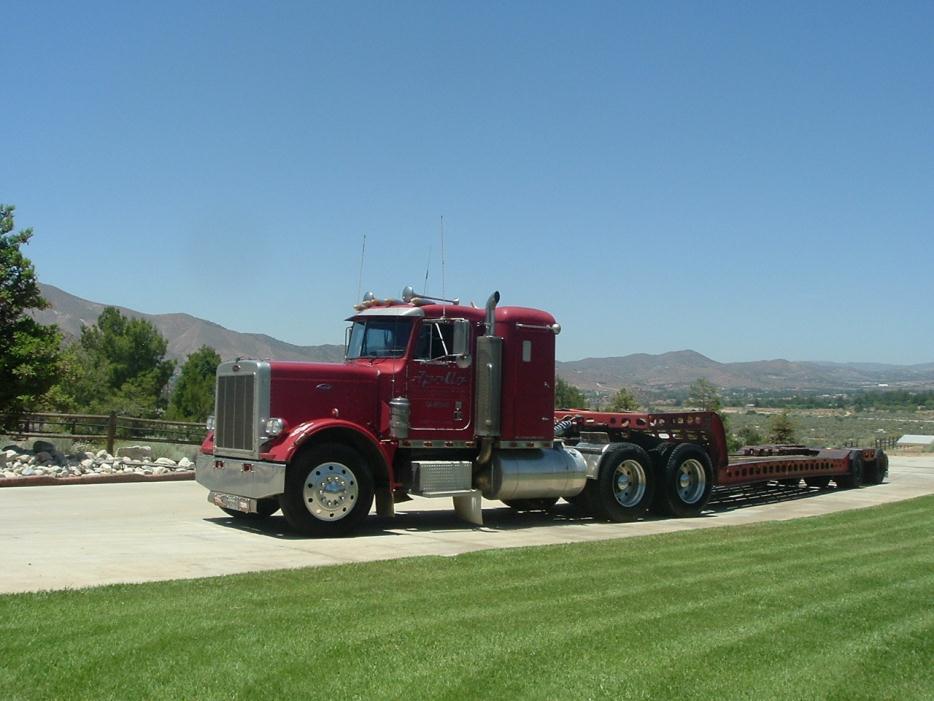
xmin=196 ymin=289 xmax=589 ymax=536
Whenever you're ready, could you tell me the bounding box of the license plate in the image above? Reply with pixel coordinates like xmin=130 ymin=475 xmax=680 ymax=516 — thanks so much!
xmin=209 ymin=491 xmax=255 ymax=513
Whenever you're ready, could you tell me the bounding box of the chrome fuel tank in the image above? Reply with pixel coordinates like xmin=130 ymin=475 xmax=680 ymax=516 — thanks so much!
xmin=478 ymin=445 xmax=588 ymax=500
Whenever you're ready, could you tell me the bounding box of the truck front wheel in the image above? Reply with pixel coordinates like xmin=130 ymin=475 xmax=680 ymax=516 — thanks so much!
xmin=585 ymin=444 xmax=655 ymax=522
xmin=652 ymin=443 xmax=713 ymax=517
xmin=279 ymin=443 xmax=374 ymax=537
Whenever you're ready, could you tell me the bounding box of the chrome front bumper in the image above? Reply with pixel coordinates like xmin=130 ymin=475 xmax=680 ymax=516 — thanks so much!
xmin=195 ymin=452 xmax=286 ymax=499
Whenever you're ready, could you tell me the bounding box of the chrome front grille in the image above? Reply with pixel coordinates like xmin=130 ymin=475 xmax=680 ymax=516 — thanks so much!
xmin=215 ymin=369 xmax=261 ymax=455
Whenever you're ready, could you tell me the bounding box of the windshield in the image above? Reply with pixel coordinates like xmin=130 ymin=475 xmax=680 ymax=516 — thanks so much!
xmin=346 ymin=319 xmax=413 ymax=359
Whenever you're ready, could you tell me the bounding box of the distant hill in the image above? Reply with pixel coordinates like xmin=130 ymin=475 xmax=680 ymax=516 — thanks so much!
xmin=34 ymin=284 xmax=344 ymax=363
xmin=33 ymin=284 xmax=934 ymax=392
xmin=557 ymin=351 xmax=934 ymax=394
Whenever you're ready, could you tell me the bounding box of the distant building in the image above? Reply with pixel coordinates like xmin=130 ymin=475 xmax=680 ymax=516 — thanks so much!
xmin=896 ymin=435 xmax=934 ymax=449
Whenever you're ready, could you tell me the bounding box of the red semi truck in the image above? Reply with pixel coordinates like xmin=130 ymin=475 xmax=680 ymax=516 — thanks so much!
xmin=195 ymin=288 xmax=889 ymax=536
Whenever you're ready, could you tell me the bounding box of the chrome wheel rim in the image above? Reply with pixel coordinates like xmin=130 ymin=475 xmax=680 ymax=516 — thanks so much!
xmin=677 ymin=458 xmax=706 ymax=504
xmin=613 ymin=459 xmax=647 ymax=508
xmin=303 ymin=461 xmax=358 ymax=521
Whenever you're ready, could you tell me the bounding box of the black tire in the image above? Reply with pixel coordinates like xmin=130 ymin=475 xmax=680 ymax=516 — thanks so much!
xmin=650 ymin=442 xmax=674 ymax=469
xmin=804 ymin=476 xmax=831 ymax=489
xmin=221 ymin=497 xmax=280 ymax=520
xmin=279 ymin=443 xmax=374 ymax=537
xmin=652 ymin=443 xmax=714 ymax=517
xmin=584 ymin=443 xmax=655 ymax=522
xmin=502 ymin=497 xmax=560 ymax=511
xmin=863 ymin=451 xmax=889 ymax=485
xmin=836 ymin=452 xmax=864 ymax=489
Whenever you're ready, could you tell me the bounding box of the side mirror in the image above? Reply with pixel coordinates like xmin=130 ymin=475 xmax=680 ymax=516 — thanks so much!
xmin=452 ymin=319 xmax=471 ymax=368
xmin=344 ymin=326 xmax=352 ymax=356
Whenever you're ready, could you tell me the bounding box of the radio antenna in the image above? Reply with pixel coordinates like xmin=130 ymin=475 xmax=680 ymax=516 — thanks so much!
xmin=356 ymin=234 xmax=367 ymax=304
xmin=424 ymin=244 xmax=432 ymax=296
xmin=440 ymin=216 xmax=446 ymax=299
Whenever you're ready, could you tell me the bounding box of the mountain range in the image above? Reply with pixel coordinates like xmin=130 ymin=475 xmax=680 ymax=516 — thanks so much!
xmin=34 ymin=284 xmax=934 ymax=394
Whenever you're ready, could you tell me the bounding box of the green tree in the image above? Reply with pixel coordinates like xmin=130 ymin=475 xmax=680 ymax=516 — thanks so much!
xmin=687 ymin=378 xmax=722 ymax=412
xmin=167 ymin=346 xmax=221 ymax=421
xmin=736 ymin=425 xmax=764 ymax=447
xmin=768 ymin=411 xmax=797 ymax=444
xmin=0 ymin=205 xmax=62 ymax=425
xmin=58 ymin=307 xmax=175 ymax=416
xmin=607 ymin=387 xmax=640 ymax=412
xmin=555 ymin=376 xmax=587 ymax=409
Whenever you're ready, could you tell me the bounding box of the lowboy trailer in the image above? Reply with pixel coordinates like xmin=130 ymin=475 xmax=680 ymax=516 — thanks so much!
xmin=196 ymin=288 xmax=888 ymax=536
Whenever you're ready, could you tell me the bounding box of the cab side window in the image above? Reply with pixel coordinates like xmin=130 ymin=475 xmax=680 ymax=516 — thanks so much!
xmin=414 ymin=321 xmax=455 ymax=361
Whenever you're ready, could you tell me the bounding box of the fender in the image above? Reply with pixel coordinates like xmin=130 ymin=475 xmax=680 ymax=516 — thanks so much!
xmin=261 ymin=419 xmax=395 ymax=484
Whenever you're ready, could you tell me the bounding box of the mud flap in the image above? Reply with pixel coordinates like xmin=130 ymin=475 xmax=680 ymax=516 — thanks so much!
xmin=375 ymin=487 xmax=395 ymax=518
xmin=453 ymin=490 xmax=483 ymax=526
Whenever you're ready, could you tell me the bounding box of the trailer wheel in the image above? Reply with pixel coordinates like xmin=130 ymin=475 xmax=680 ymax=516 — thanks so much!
xmin=502 ymin=497 xmax=559 ymax=511
xmin=804 ymin=476 xmax=831 ymax=489
xmin=863 ymin=451 xmax=888 ymax=485
xmin=836 ymin=452 xmax=863 ymax=489
xmin=221 ymin=497 xmax=280 ymax=520
xmin=652 ymin=443 xmax=713 ymax=517
xmin=585 ymin=444 xmax=655 ymax=522
xmin=279 ymin=443 xmax=374 ymax=537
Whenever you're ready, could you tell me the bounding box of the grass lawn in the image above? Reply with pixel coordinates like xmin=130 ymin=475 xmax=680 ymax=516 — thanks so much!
xmin=1 ymin=497 xmax=932 ymax=700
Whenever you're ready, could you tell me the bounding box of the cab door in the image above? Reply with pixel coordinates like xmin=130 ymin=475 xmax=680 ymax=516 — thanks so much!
xmin=406 ymin=319 xmax=473 ymax=437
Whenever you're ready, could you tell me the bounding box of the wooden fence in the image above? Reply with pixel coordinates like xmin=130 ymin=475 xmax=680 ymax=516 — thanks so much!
xmin=841 ymin=436 xmax=900 ymax=450
xmin=4 ymin=412 xmax=205 ymax=454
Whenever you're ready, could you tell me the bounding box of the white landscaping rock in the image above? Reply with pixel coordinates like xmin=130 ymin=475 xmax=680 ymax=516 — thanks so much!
xmin=152 ymin=466 xmax=168 ymax=476
xmin=177 ymin=457 xmax=193 ymax=469
xmin=154 ymin=457 xmax=177 ymax=466
xmin=22 ymin=466 xmax=35 ymax=476
xmin=117 ymin=445 xmax=152 ymax=461
xmin=96 ymin=450 xmax=113 ymax=460
xmin=3 ymin=471 xmax=15 ymax=479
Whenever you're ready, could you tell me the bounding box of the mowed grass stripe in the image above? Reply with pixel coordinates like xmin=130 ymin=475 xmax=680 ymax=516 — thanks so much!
xmin=0 ymin=496 xmax=931 ymax=700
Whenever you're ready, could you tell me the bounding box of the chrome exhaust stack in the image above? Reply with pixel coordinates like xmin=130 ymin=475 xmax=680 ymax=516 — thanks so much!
xmin=475 ymin=291 xmax=502 ymax=466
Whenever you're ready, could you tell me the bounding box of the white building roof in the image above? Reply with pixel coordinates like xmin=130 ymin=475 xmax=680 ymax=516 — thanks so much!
xmin=896 ymin=435 xmax=934 ymax=446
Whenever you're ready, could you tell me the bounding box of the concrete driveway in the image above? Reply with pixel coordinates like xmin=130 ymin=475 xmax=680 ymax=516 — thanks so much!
xmin=2 ymin=456 xmax=932 ymax=594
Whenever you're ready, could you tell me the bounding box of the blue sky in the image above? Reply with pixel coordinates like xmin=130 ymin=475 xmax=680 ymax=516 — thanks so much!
xmin=3 ymin=1 xmax=932 ymax=364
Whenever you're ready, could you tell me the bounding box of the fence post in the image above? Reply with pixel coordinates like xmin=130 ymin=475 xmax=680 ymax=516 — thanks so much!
xmin=106 ymin=412 xmax=117 ymax=455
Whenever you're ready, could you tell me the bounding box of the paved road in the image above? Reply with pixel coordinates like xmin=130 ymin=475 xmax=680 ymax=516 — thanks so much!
xmin=2 ymin=456 xmax=932 ymax=594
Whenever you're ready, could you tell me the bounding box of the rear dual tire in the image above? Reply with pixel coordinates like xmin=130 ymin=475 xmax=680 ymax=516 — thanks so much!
xmin=583 ymin=444 xmax=656 ymax=522
xmin=651 ymin=443 xmax=714 ymax=518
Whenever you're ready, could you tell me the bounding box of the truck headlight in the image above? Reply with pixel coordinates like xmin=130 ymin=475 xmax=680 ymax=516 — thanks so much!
xmin=206 ymin=415 xmax=216 ymax=431
xmin=264 ymin=417 xmax=286 ymax=437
